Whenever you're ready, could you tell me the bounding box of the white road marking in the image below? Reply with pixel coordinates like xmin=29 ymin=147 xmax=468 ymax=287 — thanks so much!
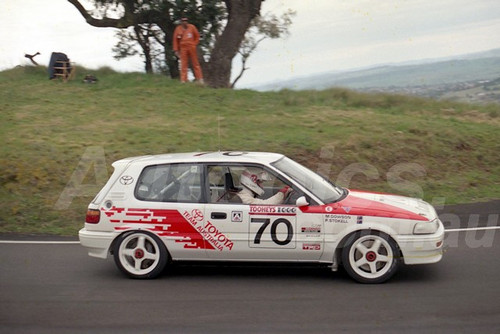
xmin=445 ymin=226 xmax=500 ymax=233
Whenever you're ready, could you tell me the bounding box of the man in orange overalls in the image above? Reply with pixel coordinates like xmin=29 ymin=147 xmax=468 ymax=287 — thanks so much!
xmin=173 ymin=17 xmax=204 ymax=84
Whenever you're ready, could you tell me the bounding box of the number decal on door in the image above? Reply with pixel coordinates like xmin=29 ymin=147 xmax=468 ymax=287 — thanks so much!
xmin=250 ymin=217 xmax=294 ymax=248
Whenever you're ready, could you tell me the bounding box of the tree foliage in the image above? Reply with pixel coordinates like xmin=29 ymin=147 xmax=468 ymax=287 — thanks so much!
xmin=112 ymin=24 xmax=165 ymax=74
xmin=231 ymin=9 xmax=295 ymax=88
xmin=68 ymin=0 xmax=292 ymax=88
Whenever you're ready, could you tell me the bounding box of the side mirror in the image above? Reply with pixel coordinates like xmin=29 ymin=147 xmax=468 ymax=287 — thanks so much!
xmin=295 ymin=196 xmax=309 ymax=207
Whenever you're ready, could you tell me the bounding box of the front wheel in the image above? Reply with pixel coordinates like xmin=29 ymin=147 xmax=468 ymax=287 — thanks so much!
xmin=342 ymin=232 xmax=400 ymax=284
xmin=113 ymin=231 xmax=169 ymax=279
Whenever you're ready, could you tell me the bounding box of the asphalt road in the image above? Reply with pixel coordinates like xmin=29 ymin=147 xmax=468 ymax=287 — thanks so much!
xmin=1 ymin=202 xmax=499 ymax=334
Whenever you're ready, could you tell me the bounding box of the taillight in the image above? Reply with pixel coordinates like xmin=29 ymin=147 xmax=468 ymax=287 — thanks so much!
xmin=86 ymin=209 xmax=101 ymax=224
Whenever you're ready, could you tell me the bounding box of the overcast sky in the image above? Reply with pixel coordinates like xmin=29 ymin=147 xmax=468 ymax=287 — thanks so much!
xmin=1 ymin=0 xmax=499 ymax=87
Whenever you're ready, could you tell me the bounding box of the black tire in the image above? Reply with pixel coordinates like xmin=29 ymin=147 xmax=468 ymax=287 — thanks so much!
xmin=341 ymin=231 xmax=400 ymax=284
xmin=113 ymin=231 xmax=169 ymax=279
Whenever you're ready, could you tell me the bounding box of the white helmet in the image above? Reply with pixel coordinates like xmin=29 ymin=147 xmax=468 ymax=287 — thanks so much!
xmin=240 ymin=170 xmax=270 ymax=196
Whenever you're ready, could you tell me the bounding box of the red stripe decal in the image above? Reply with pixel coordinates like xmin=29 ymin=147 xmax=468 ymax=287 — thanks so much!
xmin=103 ymin=207 xmax=214 ymax=250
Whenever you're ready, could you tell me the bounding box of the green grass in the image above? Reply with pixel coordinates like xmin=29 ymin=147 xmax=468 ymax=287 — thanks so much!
xmin=1 ymin=66 xmax=499 ymax=235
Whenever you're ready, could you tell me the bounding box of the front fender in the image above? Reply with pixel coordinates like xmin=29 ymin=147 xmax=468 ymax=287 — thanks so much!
xmin=320 ymin=222 xmax=401 ymax=264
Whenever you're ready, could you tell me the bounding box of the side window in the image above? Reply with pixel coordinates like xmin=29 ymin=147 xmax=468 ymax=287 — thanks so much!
xmin=207 ymin=165 xmax=291 ymax=204
xmin=207 ymin=166 xmax=241 ymax=203
xmin=240 ymin=167 xmax=289 ymax=199
xmin=207 ymin=166 xmax=224 ymax=202
xmin=135 ymin=164 xmax=203 ymax=203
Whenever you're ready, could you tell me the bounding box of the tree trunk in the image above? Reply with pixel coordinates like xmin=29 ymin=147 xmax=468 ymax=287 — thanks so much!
xmin=133 ymin=26 xmax=153 ymax=74
xmin=165 ymin=50 xmax=180 ymax=79
xmin=205 ymin=0 xmax=262 ymax=88
xmin=144 ymin=53 xmax=153 ymax=74
xmin=159 ymin=21 xmax=179 ymax=79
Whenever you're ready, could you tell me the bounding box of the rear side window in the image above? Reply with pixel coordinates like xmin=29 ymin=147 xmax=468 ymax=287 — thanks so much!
xmin=135 ymin=164 xmax=204 ymax=203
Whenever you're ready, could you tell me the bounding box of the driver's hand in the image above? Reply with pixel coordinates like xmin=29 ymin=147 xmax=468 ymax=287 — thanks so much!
xmin=279 ymin=186 xmax=293 ymax=196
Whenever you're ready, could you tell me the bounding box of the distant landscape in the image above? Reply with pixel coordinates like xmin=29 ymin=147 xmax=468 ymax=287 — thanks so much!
xmin=254 ymin=48 xmax=500 ymax=104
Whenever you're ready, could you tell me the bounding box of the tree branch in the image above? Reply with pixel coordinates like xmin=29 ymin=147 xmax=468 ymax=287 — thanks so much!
xmin=67 ymin=0 xmax=159 ymax=28
xmin=230 ymin=60 xmax=248 ymax=88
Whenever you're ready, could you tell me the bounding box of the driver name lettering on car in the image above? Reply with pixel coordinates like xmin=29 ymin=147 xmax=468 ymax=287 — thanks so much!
xmin=325 ymin=214 xmax=353 ymax=224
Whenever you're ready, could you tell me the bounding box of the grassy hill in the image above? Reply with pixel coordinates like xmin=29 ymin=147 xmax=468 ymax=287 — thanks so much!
xmin=1 ymin=66 xmax=499 ymax=235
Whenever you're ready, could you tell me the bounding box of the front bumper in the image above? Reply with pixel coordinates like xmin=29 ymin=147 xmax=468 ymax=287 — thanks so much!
xmin=79 ymin=228 xmax=118 ymax=259
xmin=396 ymin=221 xmax=445 ymax=265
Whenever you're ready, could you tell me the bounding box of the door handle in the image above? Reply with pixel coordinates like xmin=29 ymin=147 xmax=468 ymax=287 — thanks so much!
xmin=211 ymin=212 xmax=227 ymax=219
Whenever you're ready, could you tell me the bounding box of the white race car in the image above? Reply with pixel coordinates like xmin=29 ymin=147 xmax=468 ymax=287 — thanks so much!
xmin=80 ymin=152 xmax=444 ymax=283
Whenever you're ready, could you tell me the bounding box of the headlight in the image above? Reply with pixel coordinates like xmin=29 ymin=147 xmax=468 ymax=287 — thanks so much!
xmin=413 ymin=219 xmax=439 ymax=235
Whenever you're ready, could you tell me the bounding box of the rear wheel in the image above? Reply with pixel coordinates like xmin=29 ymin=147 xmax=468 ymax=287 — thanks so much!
xmin=113 ymin=231 xmax=168 ymax=279
xmin=342 ymin=232 xmax=400 ymax=284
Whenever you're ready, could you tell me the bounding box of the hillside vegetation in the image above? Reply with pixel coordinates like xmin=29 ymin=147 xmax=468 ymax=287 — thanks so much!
xmin=1 ymin=66 xmax=499 ymax=235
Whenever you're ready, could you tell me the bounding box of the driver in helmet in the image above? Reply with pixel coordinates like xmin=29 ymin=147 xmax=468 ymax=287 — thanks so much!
xmin=237 ymin=170 xmax=293 ymax=205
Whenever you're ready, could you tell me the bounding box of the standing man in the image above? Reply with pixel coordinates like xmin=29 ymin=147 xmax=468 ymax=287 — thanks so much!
xmin=173 ymin=17 xmax=204 ymax=84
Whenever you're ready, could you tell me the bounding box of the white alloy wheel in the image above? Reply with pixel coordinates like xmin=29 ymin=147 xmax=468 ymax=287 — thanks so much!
xmin=342 ymin=232 xmax=400 ymax=284
xmin=113 ymin=231 xmax=168 ymax=279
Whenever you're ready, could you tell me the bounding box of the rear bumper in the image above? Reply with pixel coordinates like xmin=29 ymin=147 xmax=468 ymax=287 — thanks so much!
xmin=79 ymin=228 xmax=118 ymax=259
xmin=396 ymin=221 xmax=445 ymax=265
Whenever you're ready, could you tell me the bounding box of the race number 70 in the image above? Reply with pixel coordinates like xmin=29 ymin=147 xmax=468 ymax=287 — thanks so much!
xmin=250 ymin=217 xmax=294 ymax=248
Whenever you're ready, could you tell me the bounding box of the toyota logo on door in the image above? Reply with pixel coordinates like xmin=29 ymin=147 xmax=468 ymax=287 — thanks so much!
xmin=191 ymin=209 xmax=204 ymax=222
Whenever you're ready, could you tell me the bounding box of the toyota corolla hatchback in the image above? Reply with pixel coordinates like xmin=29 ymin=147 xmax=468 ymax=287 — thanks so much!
xmin=79 ymin=151 xmax=444 ymax=283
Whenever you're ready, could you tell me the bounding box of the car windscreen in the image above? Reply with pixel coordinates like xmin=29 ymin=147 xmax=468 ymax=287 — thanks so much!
xmin=272 ymin=157 xmax=344 ymax=204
